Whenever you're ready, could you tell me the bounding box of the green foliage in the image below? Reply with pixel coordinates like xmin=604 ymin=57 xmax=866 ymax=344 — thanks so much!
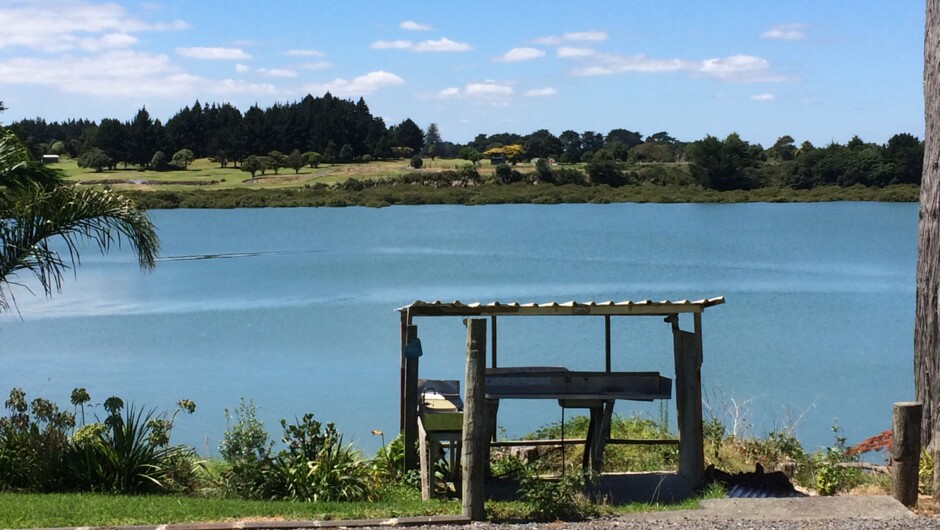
xmin=0 ymin=388 xmax=197 ymax=494
xmin=170 ymin=149 xmax=195 ymax=169
xmin=69 ymin=402 xmax=198 ymax=494
xmin=77 ymin=148 xmax=112 ymax=172
xmin=150 ymin=151 xmax=168 ymax=171
xmin=519 ymin=465 xmax=598 ymax=521
xmin=302 ymin=151 xmax=322 ymax=168
xmin=812 ymin=422 xmax=860 ymax=496
xmin=920 ymin=448 xmax=934 ymax=494
xmin=219 ymin=402 xmax=376 ymax=502
xmin=409 ymin=155 xmax=423 ymax=169
xmin=219 ymin=398 xmax=272 ymax=499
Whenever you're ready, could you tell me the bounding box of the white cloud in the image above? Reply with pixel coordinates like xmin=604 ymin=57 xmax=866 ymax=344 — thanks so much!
xmin=0 ymin=50 xmax=288 ymax=99
xmin=299 ymin=61 xmax=332 ymax=70
xmin=495 ymin=47 xmax=545 ymax=62
xmin=465 ymin=82 xmax=513 ymax=96
xmin=535 ymin=30 xmax=607 ymax=45
xmin=569 ymin=53 xmax=687 ymax=76
xmin=371 ymin=40 xmax=414 ymax=50
xmin=400 ymin=20 xmax=432 ymax=31
xmin=524 ymin=87 xmax=557 ymax=97
xmin=557 ymin=47 xmax=595 ymax=58
xmin=176 ymin=47 xmax=251 ymax=60
xmin=563 ymin=31 xmax=608 ymax=42
xmin=285 ymin=48 xmax=326 ymax=57
xmin=413 ymin=38 xmax=472 ymax=52
xmin=761 ymin=23 xmax=808 ymax=41
xmin=566 ymin=51 xmax=789 ymax=83
xmin=697 ymin=55 xmax=787 ymax=82
xmin=372 ymin=37 xmax=472 ymax=52
xmin=235 ymin=63 xmax=251 ymax=73
xmin=258 ymin=68 xmax=298 ymax=78
xmin=432 ymin=81 xmax=515 ymax=103
xmin=751 ymin=93 xmax=775 ymax=101
xmin=0 ymin=2 xmax=186 ymax=52
xmin=304 ymin=70 xmax=405 ymax=97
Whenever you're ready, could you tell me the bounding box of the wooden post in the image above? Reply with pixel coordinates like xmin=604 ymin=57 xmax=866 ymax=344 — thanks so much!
xmin=491 ymin=315 xmax=498 ymax=368
xmin=403 ymin=325 xmax=419 ymax=472
xmin=604 ymin=315 xmax=611 ymax=372
xmin=891 ymin=401 xmax=922 ymax=507
xmin=461 ymin=318 xmax=486 ymax=521
xmin=673 ymin=316 xmax=704 ymax=488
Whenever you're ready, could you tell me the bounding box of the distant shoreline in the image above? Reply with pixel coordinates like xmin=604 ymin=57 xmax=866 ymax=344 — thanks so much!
xmin=119 ymin=183 xmax=920 ymax=210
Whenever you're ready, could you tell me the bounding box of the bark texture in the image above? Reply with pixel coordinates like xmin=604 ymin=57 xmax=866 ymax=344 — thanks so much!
xmin=916 ymin=0 xmax=940 ymax=450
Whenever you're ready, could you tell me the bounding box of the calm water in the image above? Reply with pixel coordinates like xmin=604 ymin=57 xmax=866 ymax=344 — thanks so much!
xmin=0 ymin=203 xmax=917 ymax=456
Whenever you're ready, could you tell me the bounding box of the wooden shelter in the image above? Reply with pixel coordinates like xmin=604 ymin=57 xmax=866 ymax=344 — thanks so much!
xmin=397 ymin=296 xmax=724 ymax=502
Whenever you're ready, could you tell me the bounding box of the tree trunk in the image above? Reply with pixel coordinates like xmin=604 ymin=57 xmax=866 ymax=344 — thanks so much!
xmin=916 ymin=0 xmax=940 ymax=451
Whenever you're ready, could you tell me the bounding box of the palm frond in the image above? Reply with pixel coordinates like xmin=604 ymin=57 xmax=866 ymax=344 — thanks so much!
xmin=0 ymin=183 xmax=160 ymax=312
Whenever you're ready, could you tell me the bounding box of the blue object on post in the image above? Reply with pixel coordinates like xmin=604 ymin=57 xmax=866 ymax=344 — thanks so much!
xmin=404 ymin=338 xmax=423 ymax=358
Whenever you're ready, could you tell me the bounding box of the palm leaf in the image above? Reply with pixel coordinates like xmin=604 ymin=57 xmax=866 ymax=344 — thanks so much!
xmin=0 ymin=184 xmax=159 ymax=312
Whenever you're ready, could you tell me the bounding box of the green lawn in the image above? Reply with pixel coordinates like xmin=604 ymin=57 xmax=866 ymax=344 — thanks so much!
xmin=56 ymin=157 xmax=486 ymax=192
xmin=0 ymin=490 xmax=461 ymax=528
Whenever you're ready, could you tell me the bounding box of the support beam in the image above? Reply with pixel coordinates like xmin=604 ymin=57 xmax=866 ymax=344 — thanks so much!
xmin=461 ymin=318 xmax=487 ymax=521
xmin=673 ymin=321 xmax=704 ymax=488
xmin=605 ymin=315 xmax=612 ymax=372
xmin=491 ymin=315 xmax=498 ymax=368
xmin=403 ymin=325 xmax=419 ymax=472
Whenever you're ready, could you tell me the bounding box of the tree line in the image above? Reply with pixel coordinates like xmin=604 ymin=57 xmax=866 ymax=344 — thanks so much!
xmin=7 ymin=93 xmax=924 ymax=191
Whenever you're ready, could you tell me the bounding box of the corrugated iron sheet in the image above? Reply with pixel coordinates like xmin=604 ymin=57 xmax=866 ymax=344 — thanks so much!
xmin=398 ymin=296 xmax=725 ymax=317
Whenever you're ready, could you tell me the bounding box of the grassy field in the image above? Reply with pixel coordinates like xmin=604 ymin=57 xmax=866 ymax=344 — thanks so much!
xmin=57 ymin=157 xmax=490 ymax=192
xmin=51 ymin=156 xmax=919 ymax=207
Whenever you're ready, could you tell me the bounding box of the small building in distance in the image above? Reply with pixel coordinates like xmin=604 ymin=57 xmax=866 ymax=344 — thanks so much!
xmin=41 ymin=155 xmax=59 ymax=164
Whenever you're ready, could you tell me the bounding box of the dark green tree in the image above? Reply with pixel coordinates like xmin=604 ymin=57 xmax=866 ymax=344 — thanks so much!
xmin=287 ymin=149 xmax=304 ymax=173
xmin=76 ymin=148 xmax=112 ymax=173
xmin=424 ymin=123 xmax=441 ymax=159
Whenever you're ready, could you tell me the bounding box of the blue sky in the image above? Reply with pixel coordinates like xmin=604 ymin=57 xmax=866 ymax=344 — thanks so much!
xmin=0 ymin=1 xmax=926 ymax=147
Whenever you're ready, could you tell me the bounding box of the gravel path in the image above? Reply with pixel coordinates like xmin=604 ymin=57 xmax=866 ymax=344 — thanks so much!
xmin=373 ymin=518 xmax=939 ymax=530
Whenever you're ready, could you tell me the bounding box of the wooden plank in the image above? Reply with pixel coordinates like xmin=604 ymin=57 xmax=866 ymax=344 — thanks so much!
xmin=418 ymin=417 xmax=431 ymax=500
xmin=489 ymin=438 xmax=679 ymax=447
xmin=674 ymin=327 xmax=704 ymax=488
xmin=461 ymin=319 xmax=486 ymax=521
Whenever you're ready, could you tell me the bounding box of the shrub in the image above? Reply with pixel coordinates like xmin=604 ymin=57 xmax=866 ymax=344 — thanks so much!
xmin=0 ymin=388 xmax=74 ymax=491
xmin=519 ymin=465 xmax=598 ymax=521
xmin=67 ymin=397 xmax=199 ymax=494
xmin=220 ymin=399 xmax=273 ymax=499
xmin=410 ymin=155 xmax=423 ymax=169
xmin=271 ymin=414 xmax=375 ymax=502
xmin=812 ymin=422 xmax=860 ymax=496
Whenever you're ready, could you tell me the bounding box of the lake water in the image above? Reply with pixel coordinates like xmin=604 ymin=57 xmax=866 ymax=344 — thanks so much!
xmin=0 ymin=203 xmax=917 ymax=457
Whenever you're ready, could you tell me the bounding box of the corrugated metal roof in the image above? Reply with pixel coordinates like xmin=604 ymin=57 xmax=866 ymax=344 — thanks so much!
xmin=398 ymin=296 xmax=724 ymax=317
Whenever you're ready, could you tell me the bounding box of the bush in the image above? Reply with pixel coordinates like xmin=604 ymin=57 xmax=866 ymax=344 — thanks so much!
xmin=0 ymin=388 xmax=198 ymax=494
xmin=219 ymin=398 xmax=273 ymax=499
xmin=410 ymin=155 xmax=423 ymax=169
xmin=519 ymin=465 xmax=598 ymax=521
xmin=812 ymin=422 xmax=860 ymax=496
xmin=0 ymin=388 xmax=73 ymax=491
xmin=219 ymin=401 xmax=376 ymax=502
xmin=69 ymin=401 xmax=199 ymax=494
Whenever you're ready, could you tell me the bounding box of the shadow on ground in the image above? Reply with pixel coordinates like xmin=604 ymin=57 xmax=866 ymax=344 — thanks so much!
xmin=484 ymin=472 xmax=695 ymax=505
